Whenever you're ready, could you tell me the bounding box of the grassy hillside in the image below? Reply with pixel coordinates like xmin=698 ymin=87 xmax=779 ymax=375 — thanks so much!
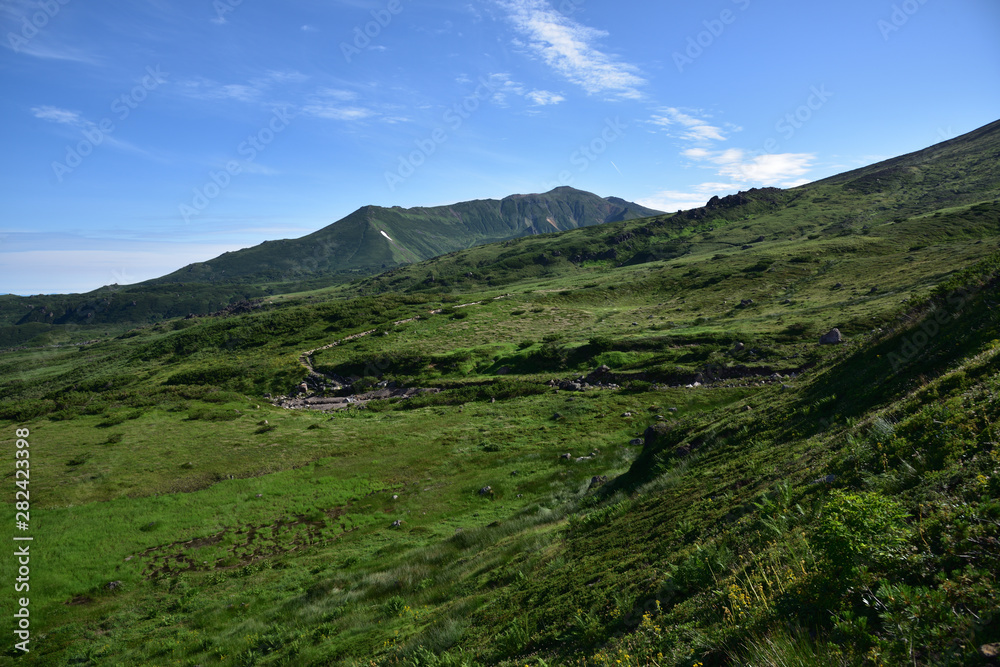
xmin=0 ymin=189 xmax=658 ymax=343
xmin=1 ymin=120 xmax=999 ymax=666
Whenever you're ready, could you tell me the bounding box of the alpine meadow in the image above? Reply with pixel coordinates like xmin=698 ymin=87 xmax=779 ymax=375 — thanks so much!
xmin=3 ymin=1 xmax=1000 ymax=665
xmin=2 ymin=119 xmax=1000 ymax=665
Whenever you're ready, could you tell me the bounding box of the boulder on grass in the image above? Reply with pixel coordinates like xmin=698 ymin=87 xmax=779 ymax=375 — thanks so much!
xmin=819 ymin=328 xmax=843 ymax=344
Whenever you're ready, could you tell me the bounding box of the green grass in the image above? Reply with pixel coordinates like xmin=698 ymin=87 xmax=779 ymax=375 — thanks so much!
xmin=1 ymin=122 xmax=999 ymax=665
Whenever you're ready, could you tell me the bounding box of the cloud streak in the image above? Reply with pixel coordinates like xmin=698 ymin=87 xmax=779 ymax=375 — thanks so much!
xmin=685 ymin=147 xmax=816 ymax=186
xmin=649 ymin=108 xmax=731 ymax=143
xmin=497 ymin=0 xmax=645 ymax=99
xmin=31 ymin=105 xmax=86 ymax=126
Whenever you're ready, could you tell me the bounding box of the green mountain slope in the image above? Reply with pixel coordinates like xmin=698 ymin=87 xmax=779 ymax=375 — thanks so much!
xmin=4 ymin=118 xmax=998 ymax=339
xmin=1 ymin=118 xmax=999 ymax=666
xmin=150 ymin=187 xmax=662 ymax=285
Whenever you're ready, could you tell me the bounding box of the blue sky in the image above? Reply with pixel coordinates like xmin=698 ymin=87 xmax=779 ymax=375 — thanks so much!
xmin=1 ymin=0 xmax=998 ymax=295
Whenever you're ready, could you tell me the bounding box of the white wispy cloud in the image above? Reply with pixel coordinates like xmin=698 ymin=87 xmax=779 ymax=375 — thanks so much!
xmin=7 ymin=40 xmax=100 ymax=63
xmin=300 ymin=104 xmax=373 ymax=121
xmin=497 ymin=0 xmax=645 ymax=99
xmin=31 ymin=105 xmax=148 ymax=156
xmin=645 ymin=106 xmax=815 ymax=195
xmin=175 ymin=71 xmax=308 ymax=105
xmin=685 ymin=148 xmax=816 ymax=185
xmin=32 ymin=105 xmax=86 ymax=126
xmin=300 ymin=88 xmax=375 ymax=122
xmin=638 ymin=181 xmax=742 ymax=213
xmin=475 ymin=73 xmax=565 ymax=108
xmin=649 ymin=108 xmax=730 ymax=143
xmin=526 ymin=89 xmax=565 ymax=106
xmin=486 ymin=72 xmax=526 ymax=106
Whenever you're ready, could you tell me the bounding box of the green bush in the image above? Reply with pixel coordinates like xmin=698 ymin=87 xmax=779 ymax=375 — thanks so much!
xmin=813 ymin=490 xmax=910 ymax=575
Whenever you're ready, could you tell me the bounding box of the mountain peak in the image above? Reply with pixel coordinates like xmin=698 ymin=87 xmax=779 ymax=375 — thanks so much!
xmin=148 ymin=188 xmax=663 ymax=285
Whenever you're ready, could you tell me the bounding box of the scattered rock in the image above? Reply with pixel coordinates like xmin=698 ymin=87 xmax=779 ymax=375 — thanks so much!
xmin=981 ymin=643 xmax=1000 ymax=658
xmin=833 ymin=282 xmax=843 ymax=289
xmin=732 ymin=342 xmax=745 ymax=353
xmin=390 ymin=520 xmax=403 ymax=528
xmin=180 ymin=462 xmax=193 ymax=469
xmin=560 ymin=453 xmax=572 ymax=460
xmin=478 ymin=486 xmax=494 ymax=496
xmin=811 ymin=474 xmax=837 ymax=484
xmin=743 ymin=405 xmax=752 ymax=412
xmin=255 ymin=493 xmax=263 ymax=498
xmin=629 ymin=438 xmax=644 ymax=446
xmin=391 ymin=494 xmax=398 ymax=500
xmin=575 ymin=456 xmax=593 ymax=462
xmin=106 ymin=581 xmax=123 ymax=591
xmin=819 ymin=328 xmax=843 ymax=344
xmin=584 ymin=365 xmax=614 ymax=384
xmin=739 ymin=299 xmax=754 ymax=307
xmin=668 ymin=407 xmax=678 ymax=413
xmin=622 ymin=412 xmax=632 ymax=417
xmin=552 ymin=412 xmax=565 ymax=420
xmin=589 ymin=475 xmax=608 ymax=489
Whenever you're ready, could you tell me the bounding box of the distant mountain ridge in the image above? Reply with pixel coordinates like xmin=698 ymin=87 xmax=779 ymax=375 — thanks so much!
xmin=150 ymin=187 xmax=662 ymax=285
